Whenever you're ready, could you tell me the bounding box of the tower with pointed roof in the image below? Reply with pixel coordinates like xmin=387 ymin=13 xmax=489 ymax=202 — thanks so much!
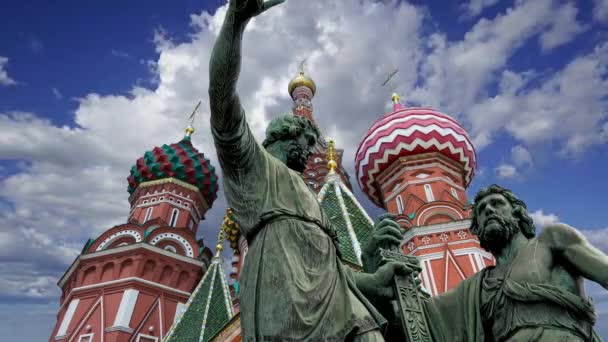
xmin=355 ymin=93 xmax=493 ymax=296
xmin=288 ymin=64 xmax=353 ymax=192
xmin=165 ymin=209 xmax=236 ymax=342
xmin=317 ymin=139 xmax=375 ymax=270
xmin=49 ymin=120 xmax=219 ymax=342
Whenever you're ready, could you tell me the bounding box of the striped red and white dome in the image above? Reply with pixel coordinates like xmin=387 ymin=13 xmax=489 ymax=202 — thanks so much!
xmin=355 ymin=104 xmax=477 ymax=208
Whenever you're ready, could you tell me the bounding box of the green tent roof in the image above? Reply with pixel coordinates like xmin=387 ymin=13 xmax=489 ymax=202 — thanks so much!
xmin=165 ymin=257 xmax=234 ymax=342
xmin=318 ymin=173 xmax=375 ymax=268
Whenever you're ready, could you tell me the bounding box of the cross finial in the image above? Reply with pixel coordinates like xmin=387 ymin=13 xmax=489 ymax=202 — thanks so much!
xmin=298 ymin=58 xmax=308 ymax=75
xmin=185 ymin=100 xmax=202 ymax=137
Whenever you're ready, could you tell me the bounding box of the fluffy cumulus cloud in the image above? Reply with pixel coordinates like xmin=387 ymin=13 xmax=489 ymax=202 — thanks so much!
xmin=0 ymin=0 xmax=606 ymax=311
xmin=0 ymin=0 xmax=427 ymax=302
xmin=0 ymin=56 xmax=16 ymax=86
xmin=494 ymin=145 xmax=534 ymax=179
xmin=529 ymin=209 xmax=560 ymax=228
xmin=461 ymin=0 xmax=500 ymax=18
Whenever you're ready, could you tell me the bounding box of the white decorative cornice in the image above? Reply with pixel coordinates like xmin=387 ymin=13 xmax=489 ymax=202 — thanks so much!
xmin=58 ymin=243 xmax=205 ymax=288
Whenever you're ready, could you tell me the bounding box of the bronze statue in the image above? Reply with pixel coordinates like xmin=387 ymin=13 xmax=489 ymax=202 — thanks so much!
xmin=208 ymin=0 xmax=410 ymax=340
xmin=366 ymin=184 xmax=608 ymax=341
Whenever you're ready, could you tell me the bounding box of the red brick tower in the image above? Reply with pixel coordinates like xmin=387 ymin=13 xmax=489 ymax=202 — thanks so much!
xmin=49 ymin=125 xmax=219 ymax=342
xmin=288 ymin=66 xmax=353 ymax=192
xmin=355 ymin=93 xmax=493 ymax=296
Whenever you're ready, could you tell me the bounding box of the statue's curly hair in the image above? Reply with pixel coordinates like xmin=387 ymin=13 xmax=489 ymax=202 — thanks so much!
xmin=470 ymin=184 xmax=536 ymax=239
xmin=262 ymin=115 xmax=320 ymax=148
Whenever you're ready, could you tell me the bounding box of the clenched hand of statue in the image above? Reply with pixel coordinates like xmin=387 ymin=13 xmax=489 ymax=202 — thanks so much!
xmin=362 ymin=213 xmax=406 ymax=273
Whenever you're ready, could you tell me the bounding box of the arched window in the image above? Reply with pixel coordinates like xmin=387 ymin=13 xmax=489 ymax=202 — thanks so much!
xmin=424 ymin=184 xmax=435 ymax=202
xmin=451 ymin=187 xmax=459 ymax=200
xmin=144 ymin=207 xmax=153 ymax=222
xmin=164 ymin=245 xmax=177 ymax=253
xmin=396 ymin=195 xmax=404 ymax=214
xmin=169 ymin=209 xmax=179 ymax=227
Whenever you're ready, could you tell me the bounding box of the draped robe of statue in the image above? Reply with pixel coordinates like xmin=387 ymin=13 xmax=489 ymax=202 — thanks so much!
xmin=421 ymin=240 xmax=600 ymax=342
xmin=211 ymin=107 xmax=386 ymax=341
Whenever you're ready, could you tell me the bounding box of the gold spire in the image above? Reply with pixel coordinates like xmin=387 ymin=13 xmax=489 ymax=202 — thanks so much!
xmin=215 ymin=209 xmax=232 ymax=258
xmin=327 ymin=138 xmax=338 ymax=173
xmin=185 ymin=100 xmax=202 ymax=137
xmin=392 ymin=92 xmax=400 ymax=104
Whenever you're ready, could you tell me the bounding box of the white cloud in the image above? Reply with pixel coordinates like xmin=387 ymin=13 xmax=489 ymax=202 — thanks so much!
xmin=461 ymin=0 xmax=499 ymax=18
xmin=581 ymin=227 xmax=608 ymax=254
xmin=594 ymin=0 xmax=608 ymax=22
xmin=110 ymin=49 xmax=130 ymax=58
xmin=511 ymin=145 xmax=533 ymax=168
xmin=0 ymin=1 xmax=427 ymax=301
xmin=0 ymin=0 xmax=606 ymax=306
xmin=468 ymin=43 xmax=608 ymax=155
xmin=0 ymin=56 xmax=16 ymax=86
xmin=529 ymin=209 xmax=560 ymax=227
xmin=495 ymin=163 xmax=517 ymax=179
xmin=539 ymin=2 xmax=586 ymax=51
xmin=51 ymin=87 xmax=62 ymax=100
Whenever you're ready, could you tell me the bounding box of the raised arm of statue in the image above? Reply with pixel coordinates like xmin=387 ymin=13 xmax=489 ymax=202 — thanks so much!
xmin=540 ymin=223 xmax=608 ymax=289
xmin=208 ymin=0 xmax=284 ymax=176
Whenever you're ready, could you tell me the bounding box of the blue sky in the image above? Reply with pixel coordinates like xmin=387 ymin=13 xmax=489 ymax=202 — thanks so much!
xmin=1 ymin=0 xmax=607 ymax=340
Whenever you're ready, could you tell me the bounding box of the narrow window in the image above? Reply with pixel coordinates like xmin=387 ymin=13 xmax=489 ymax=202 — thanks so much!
xmin=170 ymin=209 xmax=179 ymax=227
xmin=144 ymin=207 xmax=153 ymax=222
xmin=396 ymin=195 xmax=404 ymax=214
xmin=424 ymin=184 xmax=435 ymax=202
xmin=451 ymin=187 xmax=459 ymax=200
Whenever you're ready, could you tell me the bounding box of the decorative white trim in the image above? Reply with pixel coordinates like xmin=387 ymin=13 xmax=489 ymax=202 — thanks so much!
xmin=136 ymin=333 xmax=158 ymax=342
xmin=401 ymin=219 xmax=471 ymax=243
xmin=425 ymin=259 xmax=439 ymax=296
xmin=335 ymin=184 xmax=363 ymax=264
xmin=68 ymin=298 xmax=101 ymax=342
xmin=173 ymin=303 xmax=187 ymax=324
xmin=96 ymin=230 xmax=143 ymax=251
xmin=77 ymin=333 xmax=94 ymax=342
xmin=113 ymin=289 xmax=139 ymax=329
xmin=134 ymin=188 xmax=202 ymax=220
xmin=406 ymin=239 xmax=481 ymax=255
xmin=144 ymin=207 xmax=153 ymax=222
xmin=385 ymin=176 xmax=465 ymax=202
xmin=380 ymin=161 xmax=462 ymax=190
xmin=163 ymin=245 xmax=177 ymax=253
xmin=443 ymin=250 xmax=466 ymax=292
xmin=149 ymin=233 xmax=194 ymax=257
xmin=424 ymin=184 xmax=435 ymax=202
xmin=56 ymin=299 xmax=80 ymax=337
xmin=169 ymin=209 xmax=179 ymax=227
xmin=416 ymin=205 xmax=464 ymax=226
xmin=451 ymin=187 xmax=459 ymax=200
xmin=59 ymin=243 xmax=205 ymax=289
xmin=104 ymin=326 xmax=133 ymax=333
xmin=396 ymin=195 xmax=404 ymax=214
xmin=70 ymin=277 xmax=191 ymax=298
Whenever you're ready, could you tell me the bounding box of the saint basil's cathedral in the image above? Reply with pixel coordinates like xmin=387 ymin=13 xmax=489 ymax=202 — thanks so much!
xmin=49 ymin=68 xmax=490 ymax=342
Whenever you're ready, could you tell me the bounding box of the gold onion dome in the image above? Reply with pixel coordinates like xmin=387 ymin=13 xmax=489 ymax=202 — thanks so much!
xmin=288 ymin=71 xmax=316 ymax=96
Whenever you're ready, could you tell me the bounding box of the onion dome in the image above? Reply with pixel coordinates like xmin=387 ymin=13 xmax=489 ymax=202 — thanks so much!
xmin=288 ymin=71 xmax=316 ymax=97
xmin=355 ymin=94 xmax=477 ymax=208
xmin=127 ymin=130 xmax=219 ymax=207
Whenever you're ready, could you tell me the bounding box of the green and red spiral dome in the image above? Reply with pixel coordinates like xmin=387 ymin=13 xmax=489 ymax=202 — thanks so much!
xmin=127 ymin=136 xmax=219 ymax=206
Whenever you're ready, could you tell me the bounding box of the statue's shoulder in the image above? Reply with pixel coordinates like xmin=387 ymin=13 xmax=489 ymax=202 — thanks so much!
xmin=538 ymin=223 xmax=585 ymax=250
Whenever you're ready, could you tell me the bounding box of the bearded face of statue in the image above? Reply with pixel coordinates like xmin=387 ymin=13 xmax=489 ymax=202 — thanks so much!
xmin=475 ymin=193 xmax=521 ymax=254
xmin=285 ymin=130 xmax=317 ymax=173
